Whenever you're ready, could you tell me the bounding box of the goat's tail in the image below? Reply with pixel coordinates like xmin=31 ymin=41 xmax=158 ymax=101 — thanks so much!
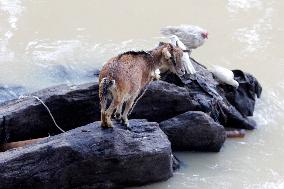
xmin=99 ymin=77 xmax=116 ymax=111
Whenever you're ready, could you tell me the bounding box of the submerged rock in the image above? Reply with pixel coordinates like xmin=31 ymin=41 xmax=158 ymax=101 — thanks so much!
xmin=160 ymin=111 xmax=226 ymax=152
xmin=0 ymin=120 xmax=173 ymax=189
xmin=0 ymin=85 xmax=26 ymax=103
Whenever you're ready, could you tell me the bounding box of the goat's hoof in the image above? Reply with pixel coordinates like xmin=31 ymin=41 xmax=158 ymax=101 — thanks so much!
xmin=122 ymin=118 xmax=129 ymax=127
xmin=101 ymin=120 xmax=113 ymax=128
xmin=101 ymin=122 xmax=108 ymax=128
xmin=106 ymin=122 xmax=113 ymax=128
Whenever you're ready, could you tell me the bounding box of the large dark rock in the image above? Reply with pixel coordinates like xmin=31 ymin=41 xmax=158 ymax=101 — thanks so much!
xmin=0 ymin=58 xmax=261 ymax=143
xmin=0 ymin=119 xmax=173 ymax=189
xmin=0 ymin=83 xmax=100 ymax=143
xmin=219 ymin=70 xmax=262 ymax=117
xmin=130 ymin=81 xmax=198 ymax=122
xmin=161 ymin=57 xmax=261 ymax=130
xmin=160 ymin=111 xmax=226 ymax=152
xmin=0 ymin=81 xmax=197 ymax=143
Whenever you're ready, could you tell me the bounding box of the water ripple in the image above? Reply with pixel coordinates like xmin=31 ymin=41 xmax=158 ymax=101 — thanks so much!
xmin=228 ymin=0 xmax=263 ymax=13
xmin=0 ymin=0 xmax=24 ymax=61
xmin=233 ymin=7 xmax=273 ymax=54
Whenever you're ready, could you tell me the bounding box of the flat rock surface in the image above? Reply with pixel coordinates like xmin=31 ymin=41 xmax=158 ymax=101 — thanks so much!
xmin=0 ymin=119 xmax=173 ymax=189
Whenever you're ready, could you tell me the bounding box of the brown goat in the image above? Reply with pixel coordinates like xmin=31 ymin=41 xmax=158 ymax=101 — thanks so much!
xmin=99 ymin=42 xmax=186 ymax=128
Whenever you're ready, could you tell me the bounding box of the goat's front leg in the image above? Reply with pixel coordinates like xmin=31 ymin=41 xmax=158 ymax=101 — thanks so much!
xmin=114 ymin=98 xmax=124 ymax=121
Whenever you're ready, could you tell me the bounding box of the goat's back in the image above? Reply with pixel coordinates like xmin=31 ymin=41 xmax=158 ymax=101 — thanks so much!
xmin=99 ymin=53 xmax=152 ymax=95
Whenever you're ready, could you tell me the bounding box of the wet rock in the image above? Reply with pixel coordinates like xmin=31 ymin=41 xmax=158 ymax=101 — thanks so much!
xmin=160 ymin=111 xmax=226 ymax=152
xmin=130 ymin=81 xmax=198 ymax=122
xmin=0 ymin=58 xmax=261 ymax=143
xmin=161 ymin=57 xmax=261 ymax=130
xmin=219 ymin=70 xmax=262 ymax=117
xmin=0 ymin=83 xmax=101 ymax=143
xmin=0 ymin=81 xmax=197 ymax=143
xmin=0 ymin=120 xmax=173 ymax=189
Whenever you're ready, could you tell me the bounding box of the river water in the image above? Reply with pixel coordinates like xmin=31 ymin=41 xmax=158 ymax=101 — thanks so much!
xmin=0 ymin=0 xmax=284 ymax=188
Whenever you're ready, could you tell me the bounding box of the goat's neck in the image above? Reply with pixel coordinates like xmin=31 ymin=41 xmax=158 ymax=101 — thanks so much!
xmin=148 ymin=47 xmax=164 ymax=71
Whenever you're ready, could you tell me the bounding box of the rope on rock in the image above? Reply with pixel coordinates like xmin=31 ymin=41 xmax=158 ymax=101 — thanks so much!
xmin=128 ymin=80 xmax=152 ymax=116
xmin=19 ymin=95 xmax=66 ymax=133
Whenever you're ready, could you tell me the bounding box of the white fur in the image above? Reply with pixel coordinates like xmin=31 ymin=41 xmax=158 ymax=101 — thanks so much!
xmin=151 ymin=69 xmax=161 ymax=80
xmin=154 ymin=69 xmax=161 ymax=80
xmin=169 ymin=35 xmax=197 ymax=74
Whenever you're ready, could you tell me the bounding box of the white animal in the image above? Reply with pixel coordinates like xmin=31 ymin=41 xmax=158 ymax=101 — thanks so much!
xmin=169 ymin=35 xmax=196 ymax=74
xmin=210 ymin=65 xmax=239 ymax=88
xmin=161 ymin=25 xmax=208 ymax=50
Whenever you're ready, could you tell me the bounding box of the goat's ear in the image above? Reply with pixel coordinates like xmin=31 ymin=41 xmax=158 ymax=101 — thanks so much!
xmin=159 ymin=42 xmax=166 ymax=47
xmin=162 ymin=48 xmax=171 ymax=59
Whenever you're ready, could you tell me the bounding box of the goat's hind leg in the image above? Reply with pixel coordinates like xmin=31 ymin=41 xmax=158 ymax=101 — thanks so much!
xmin=100 ymin=97 xmax=108 ymax=128
xmin=105 ymin=95 xmax=122 ymax=128
xmin=101 ymin=111 xmax=108 ymax=128
xmin=121 ymin=96 xmax=136 ymax=128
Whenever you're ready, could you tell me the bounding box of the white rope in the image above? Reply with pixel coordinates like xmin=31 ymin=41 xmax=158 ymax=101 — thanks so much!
xmin=19 ymin=95 xmax=66 ymax=133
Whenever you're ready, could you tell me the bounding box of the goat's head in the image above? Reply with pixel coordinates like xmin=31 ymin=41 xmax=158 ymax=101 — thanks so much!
xmin=159 ymin=42 xmax=186 ymax=76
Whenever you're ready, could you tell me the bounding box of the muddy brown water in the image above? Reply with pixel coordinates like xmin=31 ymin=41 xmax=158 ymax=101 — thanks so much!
xmin=0 ymin=0 xmax=284 ymax=188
